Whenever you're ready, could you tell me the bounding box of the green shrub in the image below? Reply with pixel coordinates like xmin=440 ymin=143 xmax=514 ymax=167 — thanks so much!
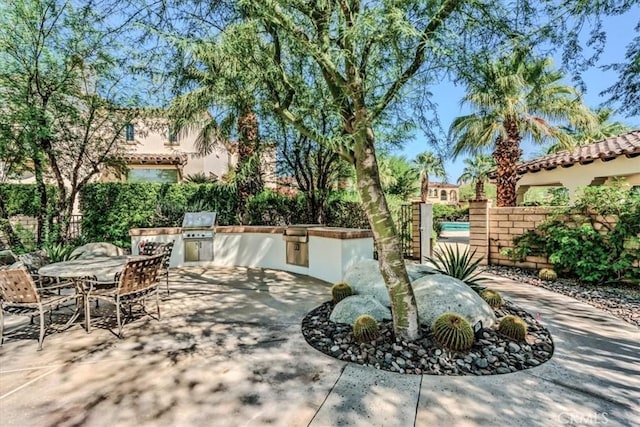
xmin=432 ymin=313 xmax=474 ymax=351
xmin=245 ymin=190 xmax=309 ymax=225
xmin=511 ymin=183 xmax=640 ymax=285
xmin=80 ymin=182 xmax=238 ymax=247
xmin=0 ymin=184 xmax=58 ymax=216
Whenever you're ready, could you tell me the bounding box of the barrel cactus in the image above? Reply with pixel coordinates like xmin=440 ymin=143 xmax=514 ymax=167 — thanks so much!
xmin=331 ymin=282 xmax=353 ymax=303
xmin=498 ymin=315 xmax=528 ymax=341
xmin=538 ymin=268 xmax=557 ymax=281
xmin=480 ymin=289 xmax=503 ymax=309
xmin=353 ymin=314 xmax=380 ymax=343
xmin=431 ymin=313 xmax=474 ymax=351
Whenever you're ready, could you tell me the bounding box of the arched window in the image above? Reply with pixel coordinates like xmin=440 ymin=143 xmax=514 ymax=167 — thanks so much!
xmin=440 ymin=190 xmax=447 ymax=201
xmin=450 ymin=190 xmax=457 ymax=201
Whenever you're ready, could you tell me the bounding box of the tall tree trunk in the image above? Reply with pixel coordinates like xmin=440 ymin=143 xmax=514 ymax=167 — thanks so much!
xmin=420 ymin=175 xmax=429 ymax=202
xmin=236 ymin=108 xmax=263 ymax=223
xmin=32 ymin=154 xmax=47 ymax=245
xmin=354 ymin=126 xmax=420 ymax=341
xmin=474 ymin=179 xmax=485 ymax=201
xmin=493 ymin=121 xmax=522 ymax=207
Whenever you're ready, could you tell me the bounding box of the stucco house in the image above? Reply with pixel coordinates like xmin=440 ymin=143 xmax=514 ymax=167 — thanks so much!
xmin=424 ymin=182 xmax=460 ymax=205
xmin=510 ymin=130 xmax=640 ymax=203
xmin=98 ymin=114 xmax=277 ymax=186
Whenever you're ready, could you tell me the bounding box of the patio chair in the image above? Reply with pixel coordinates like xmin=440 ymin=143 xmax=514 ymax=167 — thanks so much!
xmin=84 ymin=254 xmax=163 ymax=338
xmin=0 ymin=268 xmax=78 ymax=350
xmin=141 ymin=241 xmax=174 ymax=294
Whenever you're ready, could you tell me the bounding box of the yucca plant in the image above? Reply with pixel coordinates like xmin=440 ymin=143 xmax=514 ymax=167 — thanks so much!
xmin=425 ymin=244 xmax=486 ymax=292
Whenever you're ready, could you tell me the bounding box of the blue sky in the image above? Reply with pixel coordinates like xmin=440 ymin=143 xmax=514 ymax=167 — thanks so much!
xmin=398 ymin=10 xmax=640 ymax=184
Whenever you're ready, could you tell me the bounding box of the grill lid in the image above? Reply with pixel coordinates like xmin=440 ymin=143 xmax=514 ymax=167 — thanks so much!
xmin=182 ymin=212 xmax=217 ymax=229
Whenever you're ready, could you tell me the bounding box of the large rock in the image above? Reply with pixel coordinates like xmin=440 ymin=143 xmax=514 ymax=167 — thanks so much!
xmin=406 ymin=263 xmax=437 ymax=281
xmin=70 ymin=242 xmax=125 ymax=259
xmin=0 ymin=250 xmax=17 ymax=266
xmin=412 ymin=274 xmax=497 ymax=328
xmin=342 ymin=259 xmax=390 ymax=306
xmin=329 ymin=295 xmax=392 ymax=325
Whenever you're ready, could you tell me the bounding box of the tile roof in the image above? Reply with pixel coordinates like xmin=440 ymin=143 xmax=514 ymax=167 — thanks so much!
xmin=430 ymin=182 xmax=459 ymax=188
xmin=117 ymin=153 xmax=188 ymax=165
xmin=489 ymin=130 xmax=640 ymax=177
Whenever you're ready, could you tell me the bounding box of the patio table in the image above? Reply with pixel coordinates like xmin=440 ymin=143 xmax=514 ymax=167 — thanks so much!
xmin=38 ymin=256 xmax=148 ymax=330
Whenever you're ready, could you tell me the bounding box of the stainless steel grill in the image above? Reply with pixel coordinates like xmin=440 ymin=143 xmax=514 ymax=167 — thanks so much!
xmin=182 ymin=212 xmax=217 ymax=262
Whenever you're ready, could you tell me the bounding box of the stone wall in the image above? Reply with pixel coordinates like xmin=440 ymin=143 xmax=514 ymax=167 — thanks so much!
xmin=468 ymin=201 xmax=553 ymax=270
xmin=469 ymin=201 xmax=638 ymax=271
xmin=487 ymin=206 xmax=554 ymax=270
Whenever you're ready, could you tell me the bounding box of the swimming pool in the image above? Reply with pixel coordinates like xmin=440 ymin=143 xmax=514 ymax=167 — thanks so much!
xmin=440 ymin=221 xmax=470 ymax=231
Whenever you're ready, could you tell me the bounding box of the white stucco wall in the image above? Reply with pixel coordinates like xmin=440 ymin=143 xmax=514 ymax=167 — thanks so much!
xmin=130 ymin=228 xmax=375 ymax=283
xmin=517 ymin=156 xmax=640 ymax=201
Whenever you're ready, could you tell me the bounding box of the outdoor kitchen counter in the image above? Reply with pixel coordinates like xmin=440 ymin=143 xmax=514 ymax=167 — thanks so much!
xmin=129 ymin=226 xmax=374 ymax=283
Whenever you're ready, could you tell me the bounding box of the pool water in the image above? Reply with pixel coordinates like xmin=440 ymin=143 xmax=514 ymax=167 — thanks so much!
xmin=441 ymin=222 xmax=470 ymax=231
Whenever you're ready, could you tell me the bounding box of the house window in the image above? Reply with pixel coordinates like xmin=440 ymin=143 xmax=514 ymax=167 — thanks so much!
xmin=167 ymin=127 xmax=178 ymax=145
xmin=127 ymin=168 xmax=178 ymax=183
xmin=125 ymin=124 xmax=134 ymax=141
xmin=440 ymin=190 xmax=447 ymax=201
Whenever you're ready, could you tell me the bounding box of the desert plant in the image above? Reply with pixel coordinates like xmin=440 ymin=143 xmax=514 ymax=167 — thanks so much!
xmin=431 ymin=313 xmax=475 ymax=351
xmin=538 ymin=268 xmax=558 ymax=281
xmin=480 ymin=289 xmax=503 ymax=309
xmin=425 ymin=244 xmax=487 ymax=292
xmin=331 ymin=282 xmax=353 ymax=303
xmin=498 ymin=315 xmax=528 ymax=341
xmin=42 ymin=243 xmax=79 ymax=263
xmin=353 ymin=314 xmax=380 ymax=343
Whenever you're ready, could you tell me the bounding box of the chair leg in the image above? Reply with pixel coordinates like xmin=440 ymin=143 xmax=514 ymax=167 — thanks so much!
xmin=116 ymin=301 xmax=123 ymax=338
xmin=156 ymin=290 xmax=161 ymax=320
xmin=85 ymin=296 xmax=92 ymax=334
xmin=0 ymin=308 xmax=4 ymax=347
xmin=165 ymin=271 xmax=169 ymax=294
xmin=37 ymin=309 xmax=45 ymax=351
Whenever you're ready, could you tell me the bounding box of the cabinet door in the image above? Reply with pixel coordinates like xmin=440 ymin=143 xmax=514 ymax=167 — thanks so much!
xmin=185 ymin=241 xmax=199 ymax=261
xmin=199 ymin=240 xmax=213 ymax=261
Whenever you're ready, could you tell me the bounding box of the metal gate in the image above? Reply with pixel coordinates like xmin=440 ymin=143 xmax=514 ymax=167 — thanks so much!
xmin=399 ymin=204 xmax=414 ymax=259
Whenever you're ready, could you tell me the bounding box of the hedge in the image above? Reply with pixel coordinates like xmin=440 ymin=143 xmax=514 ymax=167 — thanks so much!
xmin=79 ymin=183 xmax=238 ymax=247
xmin=0 ymin=184 xmax=58 ymax=216
xmin=79 ymin=183 xmax=371 ymax=247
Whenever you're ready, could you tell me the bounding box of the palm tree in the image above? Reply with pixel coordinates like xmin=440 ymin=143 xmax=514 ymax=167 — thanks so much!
xmin=170 ymin=38 xmax=264 ymax=222
xmin=450 ymin=51 xmax=596 ymax=206
xmin=379 ymin=155 xmax=418 ymax=199
xmin=457 ymin=154 xmax=495 ymax=201
xmin=413 ymin=152 xmax=446 ymax=202
xmin=547 ymin=108 xmax=632 ymax=153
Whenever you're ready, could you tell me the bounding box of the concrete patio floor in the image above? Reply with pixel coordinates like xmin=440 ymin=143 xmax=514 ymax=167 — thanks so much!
xmin=1 ymin=266 xmax=638 ymax=426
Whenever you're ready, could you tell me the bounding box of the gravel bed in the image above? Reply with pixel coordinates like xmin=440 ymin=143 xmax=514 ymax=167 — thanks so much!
xmin=301 ymin=300 xmax=553 ymax=376
xmin=484 ymin=265 xmax=640 ymax=328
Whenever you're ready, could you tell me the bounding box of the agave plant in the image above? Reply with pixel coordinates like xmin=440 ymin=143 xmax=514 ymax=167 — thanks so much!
xmin=43 ymin=243 xmax=79 ymax=263
xmin=424 ymin=244 xmax=486 ymax=292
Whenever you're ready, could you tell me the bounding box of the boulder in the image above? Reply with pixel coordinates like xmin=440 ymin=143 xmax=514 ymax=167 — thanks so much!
xmin=329 ymin=295 xmax=392 ymax=325
xmin=0 ymin=250 xmax=17 ymax=266
xmin=412 ymin=274 xmax=497 ymax=328
xmin=406 ymin=263 xmax=437 ymax=281
xmin=70 ymin=242 xmax=125 ymax=259
xmin=342 ymin=259 xmax=390 ymax=306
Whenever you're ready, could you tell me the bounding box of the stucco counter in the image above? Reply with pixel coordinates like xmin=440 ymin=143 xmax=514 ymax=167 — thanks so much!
xmin=129 ymin=226 xmax=374 ymax=283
